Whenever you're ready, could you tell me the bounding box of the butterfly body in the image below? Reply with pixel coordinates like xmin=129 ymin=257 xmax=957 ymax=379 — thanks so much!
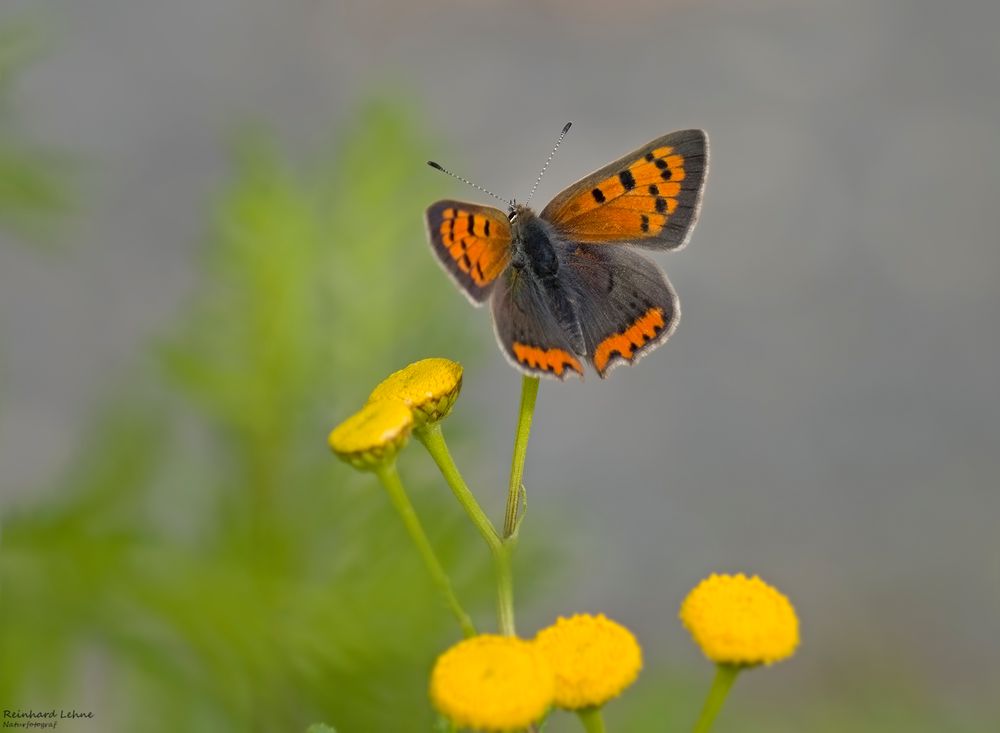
xmin=507 ymin=205 xmax=587 ymax=355
xmin=425 ymin=129 xmax=709 ymax=380
xmin=508 ymin=205 xmax=556 ymax=274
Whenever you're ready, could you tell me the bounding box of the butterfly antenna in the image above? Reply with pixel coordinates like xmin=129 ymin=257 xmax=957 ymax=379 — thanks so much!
xmin=525 ymin=121 xmax=572 ymax=205
xmin=426 ymin=161 xmax=513 ymax=208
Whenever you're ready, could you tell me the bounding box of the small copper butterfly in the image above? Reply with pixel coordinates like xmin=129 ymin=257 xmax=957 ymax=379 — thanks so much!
xmin=425 ymin=124 xmax=708 ymax=379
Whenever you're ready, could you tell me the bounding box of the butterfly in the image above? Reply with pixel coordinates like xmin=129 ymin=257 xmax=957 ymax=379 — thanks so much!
xmin=425 ymin=126 xmax=708 ymax=379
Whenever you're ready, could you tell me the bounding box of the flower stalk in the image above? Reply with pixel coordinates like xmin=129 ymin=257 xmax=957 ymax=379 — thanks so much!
xmin=416 ymin=421 xmax=518 ymax=635
xmin=504 ymin=375 xmax=540 ymax=539
xmin=576 ymin=707 xmax=608 ymax=733
xmin=373 ymin=462 xmax=476 ymax=638
xmin=692 ymin=664 xmax=740 ymax=733
xmin=493 ymin=542 xmax=515 ymax=636
xmin=415 ymin=423 xmax=501 ymax=553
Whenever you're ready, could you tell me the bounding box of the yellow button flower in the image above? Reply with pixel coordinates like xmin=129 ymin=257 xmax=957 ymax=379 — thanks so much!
xmin=328 ymin=401 xmax=413 ymax=470
xmin=430 ymin=634 xmax=554 ymax=732
xmin=680 ymin=573 xmax=799 ymax=666
xmin=534 ymin=613 xmax=642 ymax=710
xmin=368 ymin=358 xmax=463 ymax=426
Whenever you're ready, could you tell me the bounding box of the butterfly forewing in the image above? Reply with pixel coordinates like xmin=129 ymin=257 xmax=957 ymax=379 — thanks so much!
xmin=540 ymin=130 xmax=708 ymax=250
xmin=425 ymin=200 xmax=512 ymax=304
xmin=558 ymin=242 xmax=679 ymax=377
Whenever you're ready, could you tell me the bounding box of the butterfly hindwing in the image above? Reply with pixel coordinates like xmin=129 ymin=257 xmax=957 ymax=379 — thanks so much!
xmin=491 ymin=266 xmax=584 ymax=380
xmin=558 ymin=242 xmax=679 ymax=377
xmin=540 ymin=130 xmax=708 ymax=250
xmin=425 ymin=200 xmax=512 ymax=304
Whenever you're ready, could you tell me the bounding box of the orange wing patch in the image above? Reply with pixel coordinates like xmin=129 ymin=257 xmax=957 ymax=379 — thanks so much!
xmin=593 ymin=307 xmax=667 ymax=375
xmin=539 ymin=130 xmax=707 ymax=249
xmin=437 ymin=206 xmax=511 ymax=286
xmin=545 ymin=147 xmax=685 ymax=239
xmin=513 ymin=343 xmax=584 ymax=378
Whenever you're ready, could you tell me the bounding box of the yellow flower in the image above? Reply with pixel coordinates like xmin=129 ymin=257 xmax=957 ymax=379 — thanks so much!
xmin=680 ymin=573 xmax=799 ymax=666
xmin=429 ymin=634 xmax=554 ymax=731
xmin=534 ymin=613 xmax=642 ymax=710
xmin=368 ymin=358 xmax=463 ymax=426
xmin=327 ymin=401 xmax=413 ymax=470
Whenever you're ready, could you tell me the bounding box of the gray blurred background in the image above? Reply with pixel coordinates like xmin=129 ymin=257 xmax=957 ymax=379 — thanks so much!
xmin=2 ymin=0 xmax=999 ymax=726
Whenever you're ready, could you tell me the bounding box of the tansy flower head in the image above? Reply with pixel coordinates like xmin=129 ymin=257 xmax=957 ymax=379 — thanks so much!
xmin=534 ymin=613 xmax=642 ymax=710
xmin=680 ymin=573 xmax=799 ymax=666
xmin=368 ymin=358 xmax=463 ymax=427
xmin=429 ymin=634 xmax=554 ymax=732
xmin=328 ymin=401 xmax=413 ymax=470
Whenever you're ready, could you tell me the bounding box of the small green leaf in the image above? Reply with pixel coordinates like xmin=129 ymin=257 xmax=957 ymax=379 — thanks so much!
xmin=511 ymin=482 xmax=529 ymax=539
xmin=305 ymin=724 xmax=337 ymax=733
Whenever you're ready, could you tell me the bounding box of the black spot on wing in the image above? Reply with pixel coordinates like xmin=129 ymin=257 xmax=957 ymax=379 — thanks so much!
xmin=592 ymin=188 xmax=606 ymax=204
xmin=619 ymin=170 xmax=636 ymax=191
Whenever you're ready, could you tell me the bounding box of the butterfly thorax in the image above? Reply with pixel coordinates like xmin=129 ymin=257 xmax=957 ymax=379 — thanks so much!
xmin=508 ymin=205 xmax=586 ymax=354
xmin=508 ymin=205 xmax=558 ymax=278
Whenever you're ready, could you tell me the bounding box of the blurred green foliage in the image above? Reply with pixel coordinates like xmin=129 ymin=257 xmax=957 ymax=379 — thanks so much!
xmin=0 ymin=24 xmax=70 ymax=243
xmin=1 ymin=99 xmax=499 ymax=732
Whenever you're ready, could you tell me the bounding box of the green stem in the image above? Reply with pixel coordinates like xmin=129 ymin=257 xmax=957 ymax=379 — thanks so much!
xmin=495 ymin=375 xmax=540 ymax=636
xmin=374 ymin=462 xmax=476 ymax=638
xmin=494 ymin=542 xmax=515 ymax=636
xmin=416 ymin=424 xmax=502 ymax=553
xmin=503 ymin=376 xmax=539 ymax=538
xmin=415 ymin=423 xmax=516 ymax=635
xmin=576 ymin=706 xmax=608 ymax=733
xmin=692 ymin=664 xmax=740 ymax=733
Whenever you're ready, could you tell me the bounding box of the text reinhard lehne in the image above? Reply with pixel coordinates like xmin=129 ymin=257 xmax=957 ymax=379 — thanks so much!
xmin=3 ymin=709 xmax=94 ymax=725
